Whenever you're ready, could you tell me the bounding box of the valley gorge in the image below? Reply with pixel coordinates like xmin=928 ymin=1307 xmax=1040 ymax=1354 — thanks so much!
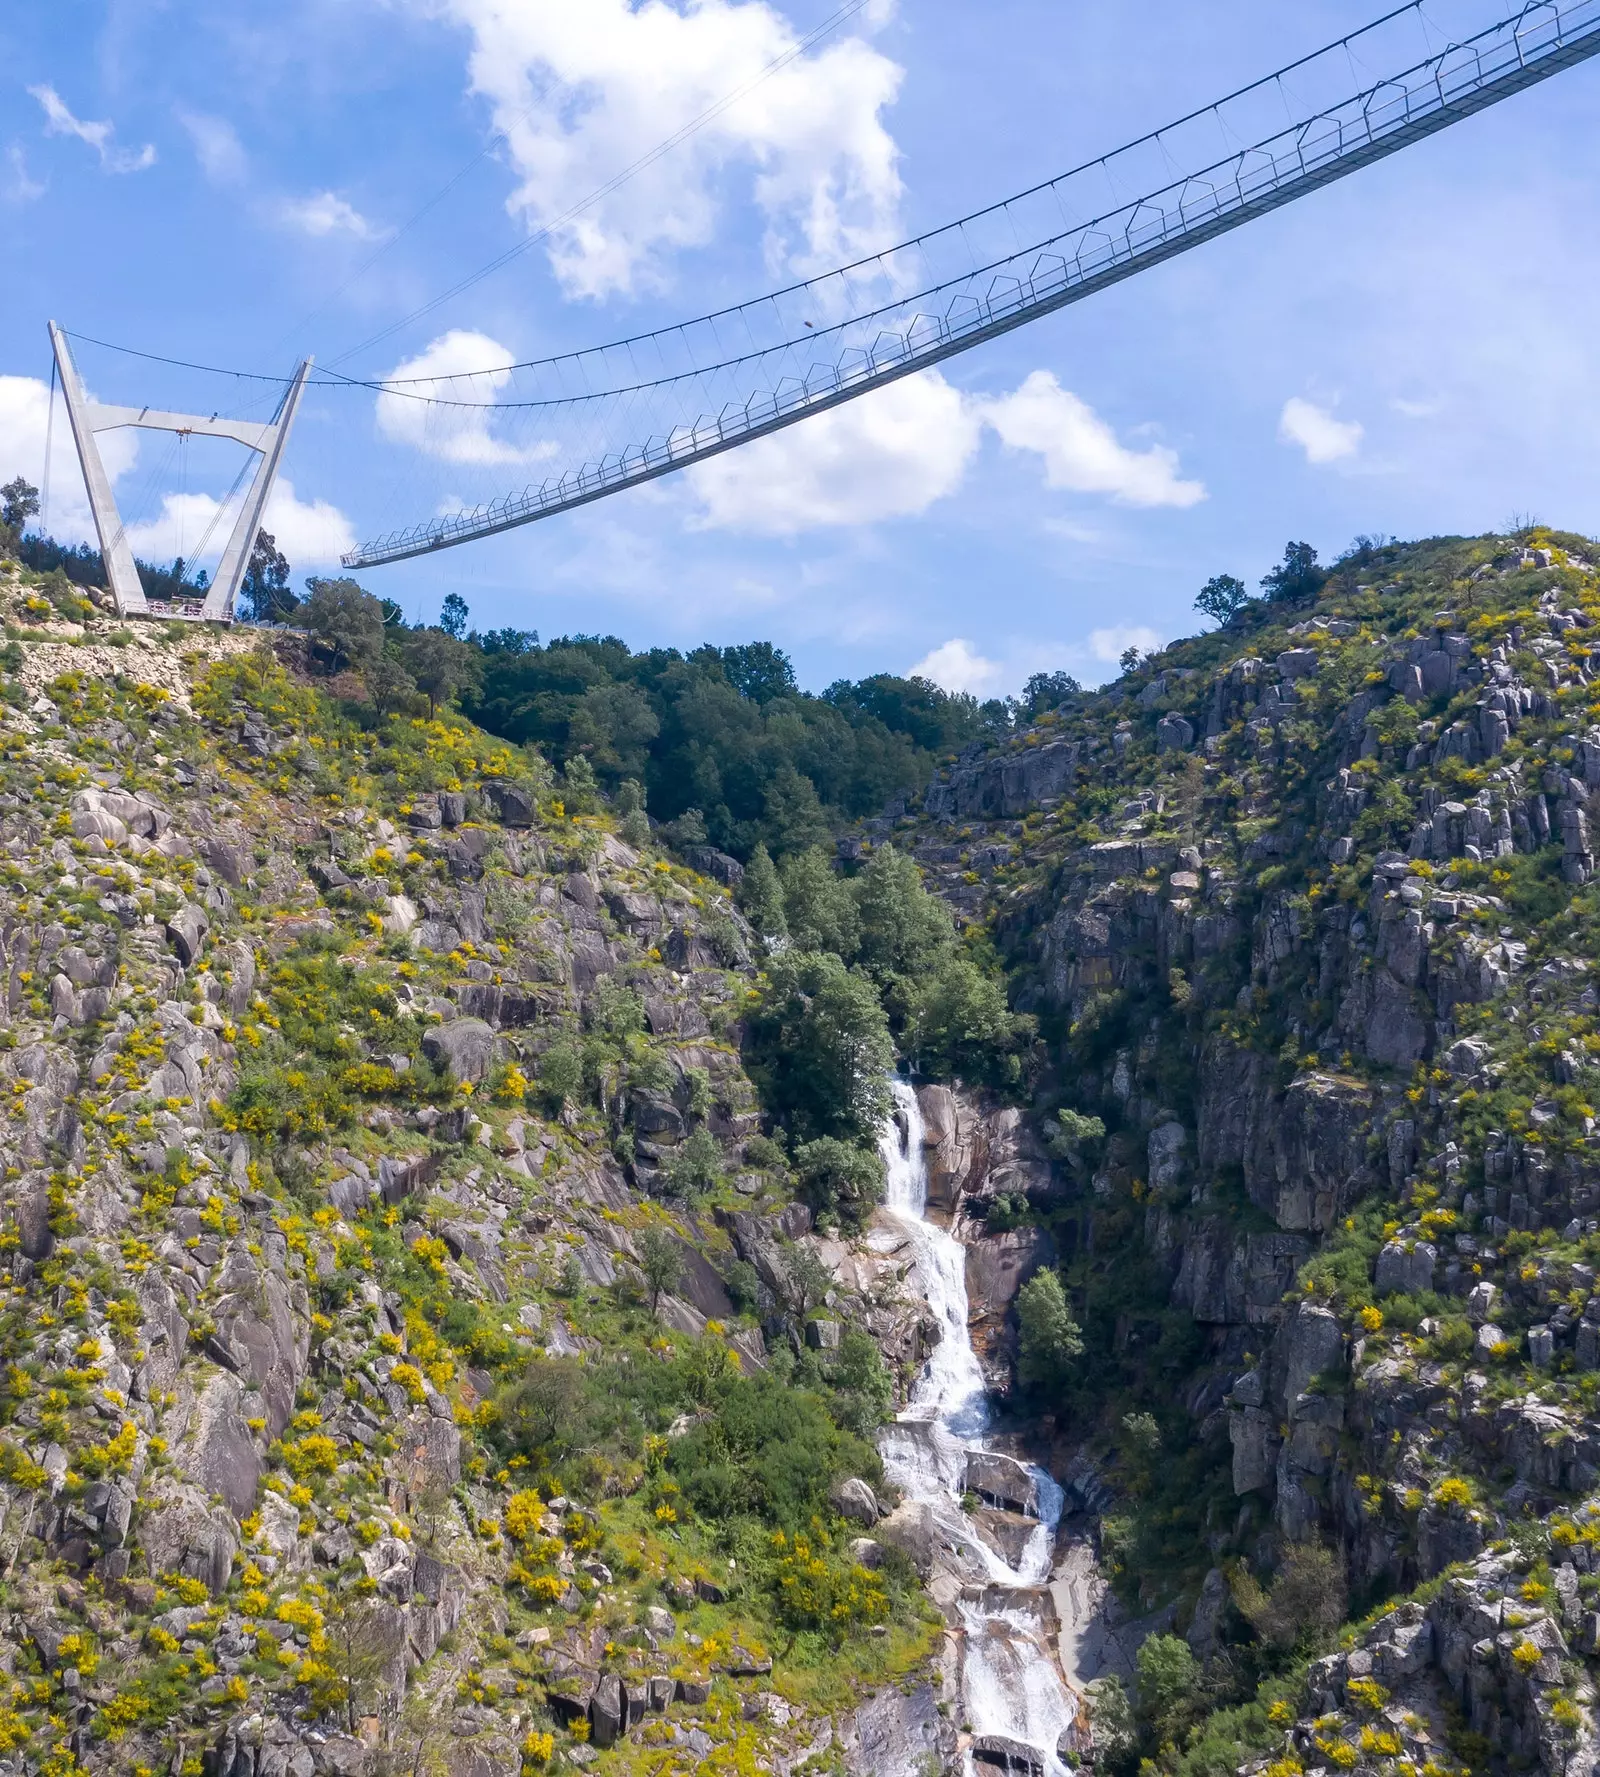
xmin=5 ymin=526 xmax=1600 ymax=1777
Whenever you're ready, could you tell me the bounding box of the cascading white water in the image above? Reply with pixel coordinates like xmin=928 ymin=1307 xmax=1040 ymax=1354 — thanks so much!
xmin=877 ymin=1079 xmax=1077 ymax=1774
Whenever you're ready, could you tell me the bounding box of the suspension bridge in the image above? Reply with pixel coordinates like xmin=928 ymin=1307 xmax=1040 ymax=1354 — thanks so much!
xmin=47 ymin=0 xmax=1600 ymax=612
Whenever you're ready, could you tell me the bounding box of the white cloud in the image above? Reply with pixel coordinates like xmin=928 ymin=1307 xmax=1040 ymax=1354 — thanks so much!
xmin=179 ymin=111 xmax=246 ymax=185
xmin=124 ymin=479 xmax=355 ymax=568
xmin=907 ymin=638 xmax=1003 ymax=696
xmin=30 ymin=84 xmax=155 ymax=174
xmin=981 ymin=371 xmax=1205 ymax=507
xmin=425 ymin=0 xmax=903 ymax=297
xmin=1390 ymin=396 xmax=1438 ymax=420
xmin=685 ymin=366 xmax=1204 ymax=534
xmin=687 ymin=368 xmax=981 ymax=534
xmin=0 ymin=373 xmax=138 ymax=544
xmin=376 ymin=330 xmax=552 ymax=466
xmin=279 ymin=191 xmax=379 ymax=239
xmin=1279 ymin=396 xmax=1363 ymax=464
xmin=1087 ymin=624 xmax=1164 ymax=664
xmin=4 ymin=146 xmax=45 ymax=203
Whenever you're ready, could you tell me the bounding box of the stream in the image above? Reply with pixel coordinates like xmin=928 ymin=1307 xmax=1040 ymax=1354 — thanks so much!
xmin=875 ymin=1080 xmax=1079 ymax=1777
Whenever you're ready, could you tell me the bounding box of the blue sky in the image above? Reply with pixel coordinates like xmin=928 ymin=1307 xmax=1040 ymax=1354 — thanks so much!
xmin=3 ymin=0 xmax=1598 ymax=694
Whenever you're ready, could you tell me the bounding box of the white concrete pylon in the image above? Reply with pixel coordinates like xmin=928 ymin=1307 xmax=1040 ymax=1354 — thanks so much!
xmin=48 ymin=321 xmax=312 ymax=622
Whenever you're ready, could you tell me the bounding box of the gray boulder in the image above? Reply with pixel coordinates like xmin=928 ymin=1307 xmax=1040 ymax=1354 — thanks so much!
xmin=829 ymin=1476 xmax=880 ymax=1527
xmin=421 ymin=1017 xmax=496 ymax=1084
xmin=166 ymin=902 xmax=209 ymax=967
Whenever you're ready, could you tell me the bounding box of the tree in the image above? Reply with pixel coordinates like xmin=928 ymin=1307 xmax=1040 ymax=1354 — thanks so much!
xmin=499 ymin=1356 xmax=588 ymax=1462
xmin=665 ymin=1127 xmax=723 ymax=1198
xmin=569 ymin=681 xmax=660 ymax=782
xmin=760 ymin=763 xmax=832 ymax=856
xmin=1229 ymin=1541 xmax=1346 ymax=1651
xmin=363 ymin=653 xmax=417 ymax=715
xmin=738 ymin=842 xmax=787 ymax=940
xmin=746 ymin=949 xmax=893 ymax=1145
xmin=1119 ymin=645 xmax=1144 ymax=675
xmin=1 ymin=476 xmax=40 ymax=536
xmin=794 ymin=1137 xmax=885 ymax=1228
xmin=852 ymin=844 xmax=953 ymax=984
xmin=1020 ymin=669 xmax=1081 ymax=716
xmin=438 ymin=591 xmax=469 ymax=639
xmin=910 ymin=952 xmax=1032 ymax=1085
xmin=401 ymin=625 xmax=480 ymax=717
xmin=303 ymin=577 xmax=386 ymax=671
xmin=782 ymin=1241 xmax=832 ymax=1321
xmin=1261 ymin=540 xmax=1326 ymax=603
xmin=538 ymin=1037 xmax=583 ymax=1111
xmin=1135 ymin=1634 xmax=1199 ymax=1743
xmin=720 ymin=642 xmax=797 ymax=703
xmin=636 ymin=1225 xmax=684 ymax=1312
xmin=1015 ymin=1269 xmax=1083 ymax=1393
xmin=780 ymin=848 xmax=860 ymax=959
xmin=240 ymin=530 xmax=295 ymax=623
xmin=319 ymin=1586 xmax=395 ymax=1734
xmin=1194 ymin=572 xmax=1249 ymax=627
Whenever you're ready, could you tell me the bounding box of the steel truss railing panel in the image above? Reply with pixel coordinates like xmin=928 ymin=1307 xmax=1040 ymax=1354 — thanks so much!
xmin=346 ymin=0 xmax=1600 ymax=569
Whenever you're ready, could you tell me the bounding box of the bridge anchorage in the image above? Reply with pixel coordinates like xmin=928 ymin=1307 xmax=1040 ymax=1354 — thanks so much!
xmin=50 ymin=321 xmax=312 ymax=622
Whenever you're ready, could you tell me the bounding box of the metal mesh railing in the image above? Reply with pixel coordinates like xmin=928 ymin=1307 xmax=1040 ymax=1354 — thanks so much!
xmin=346 ymin=0 xmax=1600 ymax=568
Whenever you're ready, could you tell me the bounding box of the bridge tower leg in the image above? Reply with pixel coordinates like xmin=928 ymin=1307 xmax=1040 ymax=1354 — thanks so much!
xmin=48 ymin=322 xmax=312 ymax=622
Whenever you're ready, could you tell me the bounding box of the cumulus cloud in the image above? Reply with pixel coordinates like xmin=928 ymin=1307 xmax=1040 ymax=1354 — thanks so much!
xmin=279 ymin=191 xmax=379 ymax=239
xmin=981 ymin=371 xmax=1205 ymax=507
xmin=0 ymin=374 xmax=138 ymax=543
xmin=686 ymin=367 xmax=1203 ymax=533
xmin=1279 ymin=396 xmax=1362 ymax=464
xmin=1087 ymin=624 xmax=1164 ymax=664
xmin=179 ymin=111 xmax=246 ymax=185
xmin=124 ymin=480 xmax=355 ymax=568
xmin=30 ymin=84 xmax=155 ymax=174
xmin=907 ymin=638 xmax=1003 ymax=696
xmin=376 ymin=330 xmax=552 ymax=466
xmin=425 ymin=0 xmax=903 ymax=297
xmin=687 ymin=369 xmax=981 ymax=534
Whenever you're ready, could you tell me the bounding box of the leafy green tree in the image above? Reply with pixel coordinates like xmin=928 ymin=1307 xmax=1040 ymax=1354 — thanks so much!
xmin=569 ymin=681 xmax=660 ymax=781
xmin=1019 ymin=669 xmax=1081 ymax=716
xmin=636 ymin=1225 xmax=684 ymax=1312
xmin=240 ymin=530 xmax=295 ymax=623
xmin=538 ymin=1037 xmax=583 ymax=1111
xmin=795 ymin=1136 xmax=886 ymax=1227
xmin=829 ymin=1327 xmax=894 ymax=1436
xmin=1194 ymin=572 xmax=1249 ymax=626
xmin=1135 ymin=1634 xmax=1199 ymax=1742
xmin=1261 ymin=540 xmax=1326 ymax=603
xmin=303 ymin=577 xmax=386 ymax=672
xmin=363 ymin=653 xmax=417 ymax=716
xmin=401 ymin=625 xmax=481 ymax=717
xmin=738 ymin=841 xmax=787 ymax=940
xmin=910 ymin=952 xmax=1031 ymax=1084
xmin=1229 ymin=1541 xmax=1346 ymax=1651
xmin=760 ymin=763 xmax=831 ymax=856
xmin=439 ymin=591 xmax=469 ymax=638
xmin=720 ymin=642 xmax=797 ymax=703
xmin=852 ymin=843 xmax=953 ymax=983
xmin=665 ymin=1127 xmax=723 ymax=1198
xmin=780 ymin=848 xmax=860 ymax=959
xmin=561 ymin=754 xmax=601 ymax=813
xmin=0 ymin=476 xmax=39 ymax=533
xmin=1015 ymin=1270 xmax=1083 ymax=1393
xmin=747 ymin=949 xmax=892 ymax=1145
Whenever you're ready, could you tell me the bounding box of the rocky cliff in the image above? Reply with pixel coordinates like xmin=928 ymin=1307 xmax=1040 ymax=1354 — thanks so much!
xmin=0 ymin=589 xmax=948 ymax=1777
xmin=877 ymin=529 xmax=1600 ymax=1776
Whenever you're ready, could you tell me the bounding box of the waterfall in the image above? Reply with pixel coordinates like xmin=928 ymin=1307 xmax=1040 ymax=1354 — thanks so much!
xmin=877 ymin=1079 xmax=1077 ymax=1774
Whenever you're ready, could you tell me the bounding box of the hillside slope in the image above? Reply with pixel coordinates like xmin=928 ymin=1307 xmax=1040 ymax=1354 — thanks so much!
xmin=0 ymin=592 xmax=947 ymax=1777
xmin=893 ymin=526 xmax=1600 ymax=1777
